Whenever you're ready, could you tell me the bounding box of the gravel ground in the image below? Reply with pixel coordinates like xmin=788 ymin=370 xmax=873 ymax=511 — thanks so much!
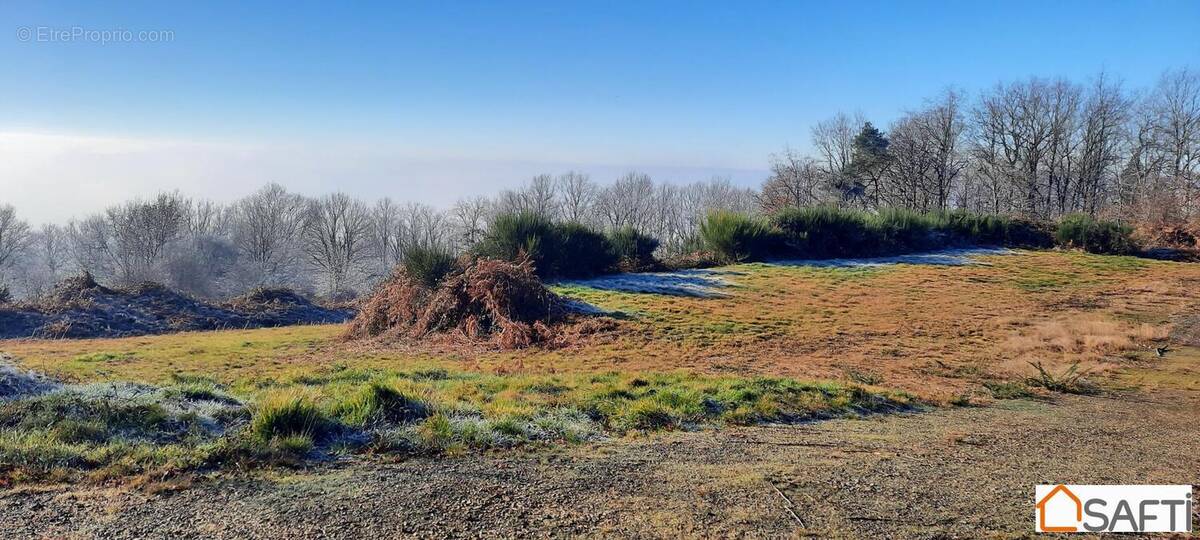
xmin=2 ymin=384 xmax=1197 ymax=539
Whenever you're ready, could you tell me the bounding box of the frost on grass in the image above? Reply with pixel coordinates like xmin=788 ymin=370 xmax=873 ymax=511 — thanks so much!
xmin=0 ymin=371 xmax=250 ymax=481
xmin=560 ymin=269 xmax=736 ymax=298
xmin=0 ymin=356 xmax=61 ymax=401
xmin=0 ymin=359 xmax=910 ymax=482
xmin=560 ymin=248 xmax=1013 ymax=299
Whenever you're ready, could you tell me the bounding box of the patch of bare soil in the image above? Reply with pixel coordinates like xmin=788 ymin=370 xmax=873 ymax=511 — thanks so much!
xmin=0 ymin=276 xmax=352 ymax=339
xmin=1 ymin=385 xmax=1196 ymax=539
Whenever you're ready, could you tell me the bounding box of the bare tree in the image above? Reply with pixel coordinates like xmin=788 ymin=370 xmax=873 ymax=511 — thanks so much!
xmin=595 ymin=172 xmax=655 ymax=230
xmin=1072 ymin=74 xmax=1131 ymax=215
xmin=654 ymin=177 xmax=760 ymax=255
xmin=25 ymin=224 xmax=70 ymax=296
xmin=495 ymin=174 xmax=560 ymax=219
xmin=231 ymin=183 xmax=308 ymax=286
xmin=759 ymin=149 xmax=825 ymax=213
xmin=1147 ymin=68 xmax=1200 ymax=219
xmin=65 ymin=193 xmax=188 ymax=285
xmin=371 ymin=197 xmax=401 ymax=271
xmin=971 ymin=79 xmax=1075 ymax=217
xmin=302 ymin=193 xmax=373 ymax=295
xmin=395 ymin=202 xmax=450 ymax=256
xmin=366 ymin=198 xmax=455 ymax=281
xmin=0 ymin=204 xmax=31 ymax=270
xmin=450 ymin=196 xmax=490 ymax=251
xmin=557 ymin=171 xmax=597 ymax=224
xmin=885 ymin=90 xmax=968 ymax=211
xmin=812 ymin=112 xmax=866 ymax=203
xmin=187 ymin=199 xmax=231 ymax=237
xmin=0 ymin=205 xmax=32 ymax=289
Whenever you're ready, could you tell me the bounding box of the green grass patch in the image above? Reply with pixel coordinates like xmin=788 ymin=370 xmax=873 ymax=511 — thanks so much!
xmin=249 ymin=392 xmax=330 ymax=443
xmin=0 ymin=383 xmax=244 ymax=483
xmin=0 ymin=365 xmax=912 ymax=484
xmin=72 ymin=352 xmax=134 ymax=363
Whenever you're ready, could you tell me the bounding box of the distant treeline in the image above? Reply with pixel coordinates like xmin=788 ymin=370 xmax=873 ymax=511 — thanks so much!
xmin=0 ymin=68 xmax=1194 ymax=300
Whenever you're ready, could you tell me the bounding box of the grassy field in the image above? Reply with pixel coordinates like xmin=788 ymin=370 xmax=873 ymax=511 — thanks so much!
xmin=1 ymin=249 xmax=1198 ymax=483
xmin=8 ymin=250 xmax=1194 ymax=395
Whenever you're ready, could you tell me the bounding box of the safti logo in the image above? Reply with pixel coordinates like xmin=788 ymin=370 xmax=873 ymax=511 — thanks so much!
xmin=1035 ymin=484 xmax=1193 ymax=533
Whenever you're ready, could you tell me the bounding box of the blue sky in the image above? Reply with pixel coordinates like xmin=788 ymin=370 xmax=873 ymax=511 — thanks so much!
xmin=1 ymin=0 xmax=1198 ymax=223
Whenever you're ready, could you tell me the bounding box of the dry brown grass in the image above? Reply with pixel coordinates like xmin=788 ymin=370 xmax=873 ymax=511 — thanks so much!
xmin=1002 ymin=319 xmax=1166 ymax=358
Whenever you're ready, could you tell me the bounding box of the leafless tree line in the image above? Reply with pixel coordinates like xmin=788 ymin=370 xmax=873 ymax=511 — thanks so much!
xmin=761 ymin=68 xmax=1199 ymax=222
xmin=0 ymin=173 xmax=756 ymax=301
xmin=492 ymin=171 xmax=758 ymax=251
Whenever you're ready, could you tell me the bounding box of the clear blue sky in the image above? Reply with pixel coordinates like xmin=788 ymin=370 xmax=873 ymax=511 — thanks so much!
xmin=1 ymin=0 xmax=1198 ymax=223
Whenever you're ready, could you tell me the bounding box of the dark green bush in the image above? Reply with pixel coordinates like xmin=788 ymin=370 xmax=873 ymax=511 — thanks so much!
xmin=771 ymin=206 xmax=871 ymax=257
xmin=930 ymin=210 xmax=1053 ymax=248
xmin=402 ymin=245 xmax=458 ymax=288
xmin=866 ymin=208 xmax=935 ymax=253
xmin=475 ymin=212 xmax=620 ymax=278
xmin=765 ymin=206 xmax=1057 ymax=259
xmin=554 ymin=222 xmax=619 ymax=278
xmin=1004 ymin=217 xmax=1055 ymax=248
xmin=700 ymin=211 xmax=778 ymax=263
xmin=1055 ymin=214 xmax=1136 ymax=254
xmin=608 ymin=226 xmax=660 ymax=271
xmin=476 ymin=212 xmax=557 ymax=270
xmin=932 ymin=210 xmax=1010 ymax=244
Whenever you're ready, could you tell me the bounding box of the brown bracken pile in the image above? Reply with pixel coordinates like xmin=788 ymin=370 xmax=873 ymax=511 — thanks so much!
xmin=344 ymin=257 xmax=611 ymax=349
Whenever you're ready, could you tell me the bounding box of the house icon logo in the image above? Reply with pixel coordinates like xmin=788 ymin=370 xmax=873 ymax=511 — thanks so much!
xmin=1036 ymin=484 xmax=1082 ymax=532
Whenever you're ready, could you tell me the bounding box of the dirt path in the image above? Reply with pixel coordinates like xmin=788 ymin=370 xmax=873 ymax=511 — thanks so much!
xmin=2 ymin=384 xmax=1197 ymax=539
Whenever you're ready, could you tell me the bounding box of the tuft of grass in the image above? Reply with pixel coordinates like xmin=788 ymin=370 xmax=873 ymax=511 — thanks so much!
xmin=270 ymin=434 xmax=314 ymax=456
xmin=330 ymin=380 xmax=430 ymax=427
xmin=1026 ymin=361 xmax=1099 ymax=395
xmin=249 ymin=392 xmax=330 ymax=442
xmin=843 ymin=368 xmax=884 ymax=386
xmin=417 ymin=414 xmax=455 ymax=450
xmin=0 ymin=339 xmax=916 ymax=484
xmin=621 ymin=400 xmax=678 ymax=430
xmin=72 ymin=352 xmax=131 ymax=363
xmin=164 ymin=374 xmax=240 ymax=404
xmin=983 ymin=381 xmax=1033 ymax=400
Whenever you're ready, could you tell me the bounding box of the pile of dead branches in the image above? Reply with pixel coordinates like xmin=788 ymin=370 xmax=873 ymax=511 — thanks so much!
xmin=345 ymin=257 xmax=608 ymax=349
